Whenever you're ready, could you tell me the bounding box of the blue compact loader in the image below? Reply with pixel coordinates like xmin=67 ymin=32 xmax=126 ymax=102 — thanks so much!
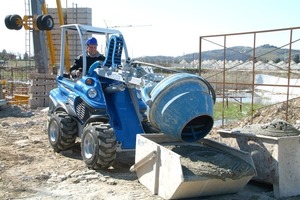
xmin=47 ymin=24 xmax=216 ymax=169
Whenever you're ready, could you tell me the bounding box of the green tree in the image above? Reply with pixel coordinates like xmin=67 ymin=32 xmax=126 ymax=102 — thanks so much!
xmin=0 ymin=49 xmax=7 ymax=60
xmin=274 ymin=58 xmax=281 ymax=63
xmin=23 ymin=52 xmax=29 ymax=60
xmin=293 ymin=54 xmax=300 ymax=63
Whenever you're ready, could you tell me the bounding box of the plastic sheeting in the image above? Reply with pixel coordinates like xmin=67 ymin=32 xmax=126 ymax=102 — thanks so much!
xmin=255 ymin=74 xmax=300 ymax=96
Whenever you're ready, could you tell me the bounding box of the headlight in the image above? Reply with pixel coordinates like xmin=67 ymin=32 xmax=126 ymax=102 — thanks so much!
xmin=88 ymin=88 xmax=97 ymax=99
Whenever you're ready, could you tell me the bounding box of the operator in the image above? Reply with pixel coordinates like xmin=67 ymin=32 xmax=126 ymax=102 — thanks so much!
xmin=70 ymin=37 xmax=105 ymax=78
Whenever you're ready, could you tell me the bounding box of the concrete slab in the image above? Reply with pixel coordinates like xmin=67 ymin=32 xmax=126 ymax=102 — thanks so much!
xmin=217 ymin=129 xmax=300 ymax=198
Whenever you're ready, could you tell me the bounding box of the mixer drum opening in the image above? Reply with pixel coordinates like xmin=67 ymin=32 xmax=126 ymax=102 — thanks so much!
xmin=181 ymin=115 xmax=214 ymax=142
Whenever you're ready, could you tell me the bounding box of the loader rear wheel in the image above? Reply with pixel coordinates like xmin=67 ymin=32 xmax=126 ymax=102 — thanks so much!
xmin=48 ymin=111 xmax=77 ymax=152
xmin=81 ymin=122 xmax=117 ymax=169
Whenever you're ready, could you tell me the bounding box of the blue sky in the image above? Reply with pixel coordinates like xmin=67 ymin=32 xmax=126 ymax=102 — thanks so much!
xmin=1 ymin=0 xmax=300 ymax=58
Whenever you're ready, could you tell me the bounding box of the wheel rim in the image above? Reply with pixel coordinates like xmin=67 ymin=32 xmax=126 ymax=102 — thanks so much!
xmin=41 ymin=15 xmax=54 ymax=30
xmin=46 ymin=18 xmax=54 ymax=28
xmin=49 ymin=120 xmax=59 ymax=143
xmin=83 ymin=132 xmax=95 ymax=159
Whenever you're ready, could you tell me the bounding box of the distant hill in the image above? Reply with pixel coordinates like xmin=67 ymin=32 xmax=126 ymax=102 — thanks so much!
xmin=135 ymin=44 xmax=300 ymax=65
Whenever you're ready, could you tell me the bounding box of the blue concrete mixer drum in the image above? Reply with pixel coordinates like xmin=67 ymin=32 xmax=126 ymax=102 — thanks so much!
xmin=142 ymin=73 xmax=215 ymax=142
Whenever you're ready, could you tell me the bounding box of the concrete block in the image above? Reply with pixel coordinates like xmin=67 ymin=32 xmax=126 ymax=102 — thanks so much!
xmin=29 ymin=97 xmax=45 ymax=108
xmin=45 ymin=84 xmax=57 ymax=92
xmin=217 ymin=130 xmax=300 ymax=198
xmin=31 ymin=92 xmax=48 ymax=98
xmin=30 ymin=85 xmax=46 ymax=93
xmin=31 ymin=79 xmax=47 ymax=86
xmin=29 ymin=73 xmax=56 ymax=80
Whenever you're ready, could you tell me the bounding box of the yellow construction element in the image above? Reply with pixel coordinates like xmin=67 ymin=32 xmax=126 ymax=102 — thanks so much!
xmin=56 ymin=0 xmax=71 ymax=71
xmin=0 ymin=80 xmax=6 ymax=99
xmin=1 ymin=80 xmax=6 ymax=85
xmin=8 ymin=94 xmax=29 ymax=105
xmin=23 ymin=15 xmax=38 ymax=30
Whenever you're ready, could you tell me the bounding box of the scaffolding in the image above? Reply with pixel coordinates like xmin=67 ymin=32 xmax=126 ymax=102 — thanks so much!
xmin=24 ymin=0 xmax=32 ymax=67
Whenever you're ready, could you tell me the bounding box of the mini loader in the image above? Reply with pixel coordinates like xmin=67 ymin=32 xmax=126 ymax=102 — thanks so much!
xmin=47 ymin=24 xmax=216 ymax=170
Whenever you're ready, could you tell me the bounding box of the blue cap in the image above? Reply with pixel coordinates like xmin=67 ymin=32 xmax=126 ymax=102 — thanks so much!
xmin=86 ymin=37 xmax=98 ymax=45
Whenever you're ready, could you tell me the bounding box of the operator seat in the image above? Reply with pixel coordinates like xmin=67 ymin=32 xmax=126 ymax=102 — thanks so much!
xmin=87 ymin=35 xmax=124 ymax=75
xmin=102 ymin=35 xmax=124 ymax=69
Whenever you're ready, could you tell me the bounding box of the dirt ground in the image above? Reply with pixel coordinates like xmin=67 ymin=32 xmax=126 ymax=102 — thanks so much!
xmin=1 ymin=101 xmax=300 ymax=200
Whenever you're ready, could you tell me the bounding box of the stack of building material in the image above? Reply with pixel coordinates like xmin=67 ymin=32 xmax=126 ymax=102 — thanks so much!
xmin=29 ymin=73 xmax=57 ymax=108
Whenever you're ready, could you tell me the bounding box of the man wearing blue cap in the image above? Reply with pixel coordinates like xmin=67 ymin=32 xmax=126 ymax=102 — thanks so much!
xmin=70 ymin=37 xmax=105 ymax=78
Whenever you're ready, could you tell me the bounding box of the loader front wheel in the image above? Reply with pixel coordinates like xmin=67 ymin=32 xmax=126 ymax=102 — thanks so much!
xmin=48 ymin=111 xmax=77 ymax=152
xmin=81 ymin=122 xmax=117 ymax=169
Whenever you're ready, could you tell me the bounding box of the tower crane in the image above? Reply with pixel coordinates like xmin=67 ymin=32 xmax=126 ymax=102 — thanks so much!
xmin=103 ymin=20 xmax=152 ymax=29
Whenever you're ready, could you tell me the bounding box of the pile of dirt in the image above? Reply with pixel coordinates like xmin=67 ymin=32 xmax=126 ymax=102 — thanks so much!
xmin=225 ymin=97 xmax=300 ymax=129
xmin=209 ymin=97 xmax=300 ymax=139
xmin=0 ymin=105 xmax=160 ymax=200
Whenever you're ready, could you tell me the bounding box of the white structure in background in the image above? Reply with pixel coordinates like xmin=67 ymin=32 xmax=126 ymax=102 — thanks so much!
xmin=254 ymin=74 xmax=300 ymax=103
xmin=186 ymin=59 xmax=300 ymax=105
xmin=187 ymin=59 xmax=300 ymax=70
